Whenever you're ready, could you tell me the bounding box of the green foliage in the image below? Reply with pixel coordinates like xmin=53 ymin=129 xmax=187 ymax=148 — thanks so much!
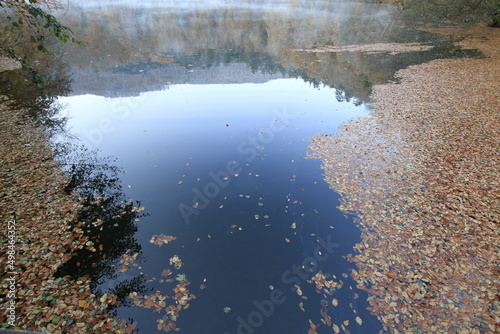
xmin=397 ymin=0 xmax=500 ymax=26
xmin=0 ymin=0 xmax=81 ymax=94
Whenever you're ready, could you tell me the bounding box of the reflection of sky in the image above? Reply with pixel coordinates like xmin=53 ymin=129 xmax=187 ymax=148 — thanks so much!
xmin=61 ymin=78 xmax=367 ymax=155
xmin=60 ymin=78 xmax=380 ymax=333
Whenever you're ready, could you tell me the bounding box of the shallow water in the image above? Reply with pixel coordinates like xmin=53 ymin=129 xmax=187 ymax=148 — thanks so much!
xmin=51 ymin=1 xmax=478 ymax=333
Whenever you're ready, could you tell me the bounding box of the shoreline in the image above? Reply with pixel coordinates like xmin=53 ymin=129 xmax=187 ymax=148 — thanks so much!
xmin=0 ymin=98 xmax=132 ymax=332
xmin=308 ymin=24 xmax=499 ymax=332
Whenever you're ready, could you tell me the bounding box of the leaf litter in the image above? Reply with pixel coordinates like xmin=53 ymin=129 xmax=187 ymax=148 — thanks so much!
xmin=0 ymin=102 xmax=134 ymax=333
xmin=308 ymin=26 xmax=500 ymax=333
xmin=0 ymin=98 xmax=194 ymax=333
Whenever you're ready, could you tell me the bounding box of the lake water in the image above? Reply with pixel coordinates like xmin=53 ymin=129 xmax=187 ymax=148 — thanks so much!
xmin=50 ymin=1 xmax=478 ymax=333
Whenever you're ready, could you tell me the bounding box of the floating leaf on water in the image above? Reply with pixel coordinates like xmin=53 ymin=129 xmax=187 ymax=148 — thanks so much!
xmin=269 ymin=285 xmax=274 ymax=290
xmin=119 ymin=266 xmax=129 ymax=273
xmin=343 ymin=320 xmax=349 ymax=326
xmin=169 ymin=255 xmax=183 ymax=269
xmin=285 ymin=238 xmax=290 ymax=243
xmin=176 ymin=274 xmax=187 ymax=282
xmin=150 ymin=234 xmax=177 ymax=247
xmin=231 ymin=225 xmax=238 ymax=228
xmin=161 ymin=269 xmax=172 ymax=277
xmin=223 ymin=307 xmax=231 ymax=313
xmin=355 ymin=316 xmax=362 ymax=325
xmin=333 ymin=324 xmax=340 ymax=333
xmin=332 ymin=298 xmax=338 ymax=307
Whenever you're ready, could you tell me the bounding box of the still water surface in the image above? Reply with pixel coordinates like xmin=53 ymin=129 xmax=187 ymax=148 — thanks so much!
xmin=52 ymin=1 xmax=475 ymax=333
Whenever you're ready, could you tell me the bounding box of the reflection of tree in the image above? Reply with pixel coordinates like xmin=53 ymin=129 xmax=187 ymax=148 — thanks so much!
xmin=56 ymin=3 xmax=484 ymax=102
xmin=54 ymin=144 xmax=149 ymax=302
xmin=0 ymin=48 xmax=71 ymax=136
xmin=282 ymin=28 xmax=484 ymax=103
xmin=55 ymin=2 xmax=395 ymax=99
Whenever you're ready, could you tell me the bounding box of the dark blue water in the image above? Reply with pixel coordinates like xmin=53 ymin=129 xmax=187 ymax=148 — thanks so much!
xmin=60 ymin=76 xmax=379 ymax=332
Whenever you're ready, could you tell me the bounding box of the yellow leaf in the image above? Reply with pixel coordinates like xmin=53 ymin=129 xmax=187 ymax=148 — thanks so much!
xmin=343 ymin=320 xmax=349 ymax=326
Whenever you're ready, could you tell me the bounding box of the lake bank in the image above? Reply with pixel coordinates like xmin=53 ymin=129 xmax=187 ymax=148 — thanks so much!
xmin=308 ymin=24 xmax=499 ymax=333
xmin=0 ymin=94 xmax=132 ymax=332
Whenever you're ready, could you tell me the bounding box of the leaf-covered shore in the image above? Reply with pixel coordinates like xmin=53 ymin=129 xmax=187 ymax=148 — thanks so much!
xmin=0 ymin=96 xmax=133 ymax=333
xmin=308 ymin=25 xmax=499 ymax=333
